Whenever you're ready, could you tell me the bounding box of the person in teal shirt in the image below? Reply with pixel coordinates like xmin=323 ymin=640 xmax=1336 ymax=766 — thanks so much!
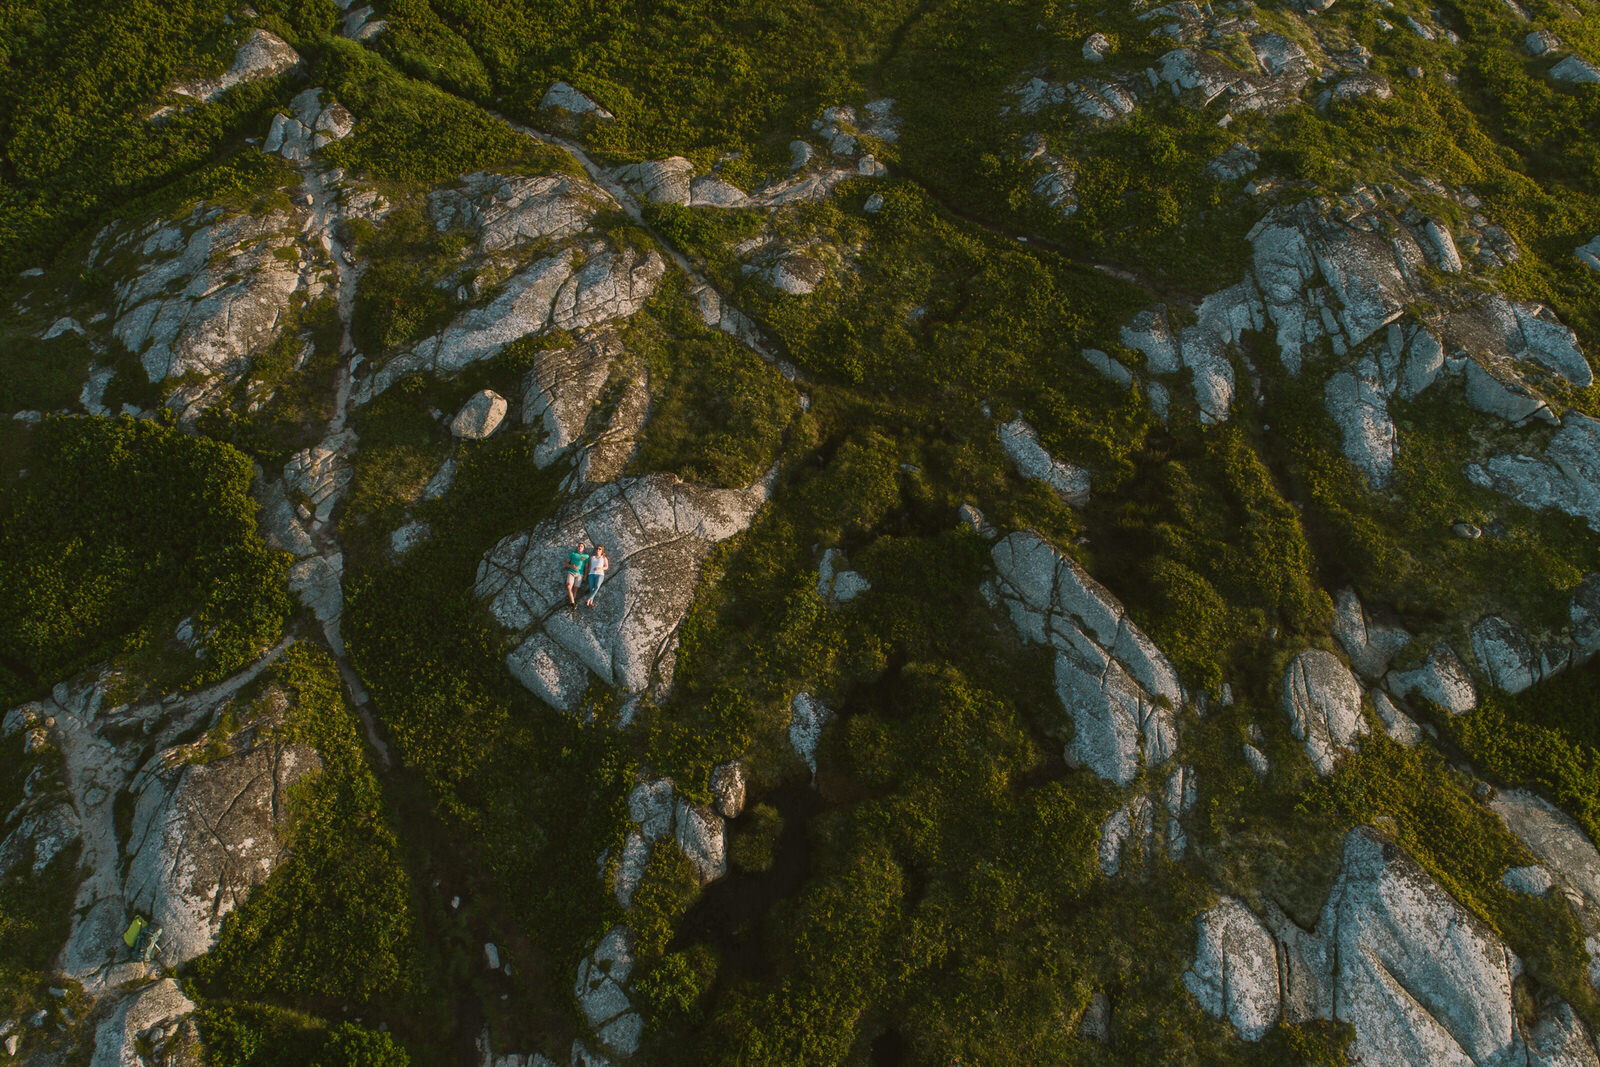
xmin=565 ymin=542 xmax=590 ymax=606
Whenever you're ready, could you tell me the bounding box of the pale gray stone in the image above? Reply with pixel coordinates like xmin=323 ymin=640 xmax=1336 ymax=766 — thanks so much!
xmin=1552 ymin=54 xmax=1600 ymax=84
xmin=1325 ymin=355 xmax=1397 ymax=486
xmin=614 ymin=157 xmax=696 ymax=206
xmin=451 ymin=389 xmax=508 ymax=439
xmin=1331 ymin=588 xmax=1412 ymax=680
xmin=480 ymin=474 xmax=772 ymax=714
xmin=540 ymin=81 xmax=613 ymax=119
xmin=124 ymin=734 xmax=321 ymax=965
xmin=1282 ymin=649 xmax=1367 ymax=775
xmin=673 ymin=799 xmax=726 ymax=883
xmin=1502 ymin=865 xmax=1553 ymax=896
xmin=1490 ymin=789 xmax=1600 ymax=910
xmin=998 ymin=418 xmax=1091 ymax=505
xmin=1243 ymin=743 xmax=1270 ymax=778
xmin=1083 ymin=349 xmax=1134 ymax=388
xmin=1083 ymin=32 xmax=1112 ymax=62
xmin=710 ymin=762 xmax=745 ymax=819
xmin=1184 ymin=896 xmax=1281 ymax=1041
xmin=1465 ymin=414 xmax=1600 ymax=532
xmin=522 ymin=332 xmax=622 ymax=468
xmin=1370 ymin=690 xmax=1419 ymax=746
xmin=88 ymin=979 xmax=194 ymax=1067
xmin=992 ymin=532 xmax=1182 ymax=786
xmin=1098 ymin=796 xmax=1154 ymax=875
xmin=1526 ymin=30 xmax=1562 ymax=55
xmin=1387 ymin=644 xmax=1477 ymax=714
xmin=429 ymin=172 xmax=605 ymax=254
xmin=170 ymin=30 xmax=299 ymax=102
xmin=789 ymin=692 xmax=831 ymax=775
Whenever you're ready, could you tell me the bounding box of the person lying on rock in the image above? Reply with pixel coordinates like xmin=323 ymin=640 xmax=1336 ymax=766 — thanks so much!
xmin=585 ymin=545 xmax=609 ymax=607
xmin=566 ymin=541 xmax=590 ymax=606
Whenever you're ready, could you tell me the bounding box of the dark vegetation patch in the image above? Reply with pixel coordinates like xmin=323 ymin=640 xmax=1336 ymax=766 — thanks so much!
xmin=0 ymin=416 xmax=291 ymax=706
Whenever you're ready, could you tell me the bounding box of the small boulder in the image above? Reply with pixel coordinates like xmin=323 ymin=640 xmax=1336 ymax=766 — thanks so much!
xmin=1281 ymin=649 xmax=1367 ymax=775
xmin=171 ymin=29 xmax=300 ymax=102
xmin=1083 ymin=32 xmax=1112 ymax=63
xmin=1489 ymin=788 xmax=1600 ymax=909
xmin=451 ymin=389 xmax=508 ymax=439
xmin=1502 ymin=865 xmax=1553 ymax=896
xmin=710 ymin=762 xmax=745 ymax=819
xmin=789 ymin=692 xmax=832 ymax=776
xmin=1387 ymin=644 xmax=1477 ymax=714
xmin=997 ymin=418 xmax=1091 ymax=505
xmin=1525 ymin=29 xmax=1562 ymax=55
xmin=1098 ymin=796 xmax=1154 ymax=875
xmin=1183 ymin=897 xmax=1281 ymax=1041
xmin=615 ymin=157 xmax=695 ymax=206
xmin=1331 ymin=588 xmax=1412 ymax=680
xmin=540 ymin=81 xmax=613 ymax=119
xmin=1551 ymin=54 xmax=1600 ymax=85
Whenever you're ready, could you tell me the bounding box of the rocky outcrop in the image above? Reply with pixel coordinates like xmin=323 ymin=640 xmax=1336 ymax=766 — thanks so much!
xmin=1184 ymin=828 xmax=1599 ymax=1062
xmin=170 ymin=30 xmax=299 ymax=102
xmin=524 ymin=334 xmax=615 ymax=465
xmin=1551 ymin=54 xmax=1600 ymax=85
xmin=541 ymin=81 xmax=614 ymax=119
xmin=1184 ymin=896 xmax=1281 ymax=1040
xmin=989 ymin=532 xmax=1183 ymax=786
xmin=1466 ymin=414 xmax=1600 ymax=533
xmin=108 ymin=205 xmax=317 ymax=416
xmin=1098 ymin=796 xmax=1154 ymax=875
xmin=477 ymin=474 xmax=772 ymax=717
xmin=264 ymin=89 xmax=356 ymax=161
xmin=1332 ymin=588 xmax=1412 ymax=680
xmin=789 ymin=692 xmax=832 ymax=776
xmin=368 ymin=246 xmax=663 ymax=395
xmin=1471 ymin=615 xmax=1569 ymax=695
xmin=451 ymin=389 xmax=508 ymax=439
xmin=816 ymin=548 xmax=870 ymax=604
xmin=5 ymin=647 xmax=295 ymax=992
xmin=612 ymin=777 xmax=729 ymax=908
xmin=614 ymin=158 xmax=697 ymax=206
xmin=1489 ymin=789 xmax=1600 ymax=910
xmin=122 ymin=714 xmax=322 ymax=967
xmin=429 ymin=172 xmax=607 ymax=254
xmin=575 ymin=927 xmax=641 ymax=1056
xmin=1281 ymin=649 xmax=1367 ymax=775
xmin=997 ymin=418 xmax=1091 ymax=505
xmin=1154 ymin=36 xmax=1316 ymax=115
xmin=1387 ymin=644 xmax=1477 ymax=714
xmin=88 ymin=978 xmax=198 ymax=1067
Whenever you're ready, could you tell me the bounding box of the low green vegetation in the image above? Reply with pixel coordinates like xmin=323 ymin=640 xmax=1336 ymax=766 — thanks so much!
xmin=0 ymin=416 xmax=291 ymax=707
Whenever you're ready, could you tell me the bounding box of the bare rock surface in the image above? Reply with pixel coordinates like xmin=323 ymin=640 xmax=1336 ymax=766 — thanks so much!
xmin=789 ymin=692 xmax=832 ymax=776
xmin=1471 ymin=615 xmax=1568 ymax=694
xmin=369 ymin=247 xmax=663 ymax=396
xmin=1281 ymin=648 xmax=1367 ymax=775
xmin=523 ymin=332 xmax=625 ymax=467
xmin=89 ymin=978 xmax=195 ymax=1067
xmin=990 ymin=532 xmax=1182 ymax=785
xmin=1185 ymin=828 xmax=1598 ymax=1063
xmin=998 ymin=418 xmax=1091 ymax=505
xmin=109 ymin=205 xmax=315 ymax=415
xmin=574 ymin=927 xmax=641 ymax=1056
xmin=452 ymin=389 xmax=509 ymax=439
xmin=430 ymin=172 xmax=608 ymax=254
xmin=1184 ymin=896 xmax=1281 ymax=1040
xmin=477 ymin=474 xmax=772 ymax=716
xmin=1466 ymin=414 xmax=1600 ymax=533
xmin=171 ymin=30 xmax=299 ymax=101
xmin=1332 ymin=588 xmax=1412 ymax=679
xmin=122 ymin=718 xmax=322 ymax=967
xmin=1489 ymin=789 xmax=1600 ymax=910
xmin=1098 ymin=796 xmax=1154 ymax=875
xmin=541 ymin=81 xmax=614 ymax=119
xmin=1387 ymin=644 xmax=1478 ymax=714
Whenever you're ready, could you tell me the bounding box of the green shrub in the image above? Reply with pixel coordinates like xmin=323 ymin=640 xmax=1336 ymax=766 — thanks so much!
xmin=729 ymin=803 xmax=783 ymax=873
xmin=0 ymin=416 xmax=290 ymax=705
